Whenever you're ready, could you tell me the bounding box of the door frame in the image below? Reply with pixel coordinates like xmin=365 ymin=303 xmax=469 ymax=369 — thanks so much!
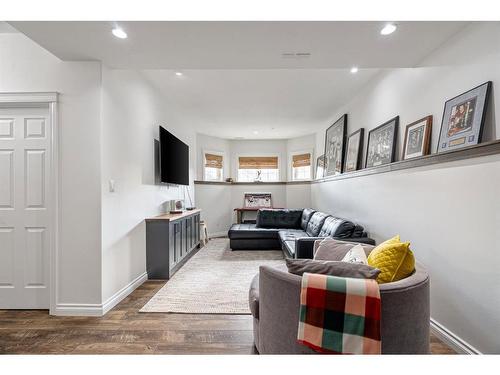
xmin=0 ymin=92 xmax=59 ymax=313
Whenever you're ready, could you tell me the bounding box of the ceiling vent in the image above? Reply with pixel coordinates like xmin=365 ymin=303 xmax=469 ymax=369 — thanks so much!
xmin=281 ymin=52 xmax=311 ymax=59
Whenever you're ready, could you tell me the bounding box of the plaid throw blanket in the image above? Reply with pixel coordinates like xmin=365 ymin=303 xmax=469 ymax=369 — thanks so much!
xmin=297 ymin=272 xmax=381 ymax=354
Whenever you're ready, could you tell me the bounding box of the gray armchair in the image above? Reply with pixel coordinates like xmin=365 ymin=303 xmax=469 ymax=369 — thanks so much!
xmin=249 ymin=261 xmax=430 ymax=354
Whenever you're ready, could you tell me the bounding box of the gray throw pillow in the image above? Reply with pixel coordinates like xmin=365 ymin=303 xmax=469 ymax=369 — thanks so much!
xmin=285 ymin=258 xmax=380 ymax=279
xmin=314 ymin=238 xmax=375 ymax=261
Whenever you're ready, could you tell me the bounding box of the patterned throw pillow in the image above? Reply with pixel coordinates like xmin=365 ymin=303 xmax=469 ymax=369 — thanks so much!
xmin=341 ymin=244 xmax=368 ymax=264
xmin=367 ymin=235 xmax=415 ymax=283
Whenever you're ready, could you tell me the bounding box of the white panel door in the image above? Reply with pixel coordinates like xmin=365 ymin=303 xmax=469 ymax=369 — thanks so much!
xmin=0 ymin=107 xmax=50 ymax=309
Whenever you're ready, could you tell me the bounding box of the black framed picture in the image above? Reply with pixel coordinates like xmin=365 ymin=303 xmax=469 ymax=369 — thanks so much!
xmin=365 ymin=116 xmax=399 ymax=168
xmin=402 ymin=115 xmax=432 ymax=160
xmin=437 ymin=81 xmax=491 ymax=153
xmin=315 ymin=154 xmax=325 ymax=179
xmin=344 ymin=128 xmax=364 ymax=172
xmin=323 ymin=114 xmax=347 ymax=176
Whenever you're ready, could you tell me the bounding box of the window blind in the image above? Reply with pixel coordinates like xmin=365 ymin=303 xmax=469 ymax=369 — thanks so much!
xmin=292 ymin=153 xmax=311 ymax=168
xmin=238 ymin=156 xmax=278 ymax=169
xmin=204 ymin=153 xmax=223 ymax=169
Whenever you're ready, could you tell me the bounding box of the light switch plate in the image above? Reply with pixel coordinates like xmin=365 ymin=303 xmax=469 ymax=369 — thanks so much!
xmin=109 ymin=179 xmax=115 ymax=193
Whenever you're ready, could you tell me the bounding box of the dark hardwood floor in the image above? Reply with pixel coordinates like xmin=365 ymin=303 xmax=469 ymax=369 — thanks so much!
xmin=0 ymin=280 xmax=456 ymax=354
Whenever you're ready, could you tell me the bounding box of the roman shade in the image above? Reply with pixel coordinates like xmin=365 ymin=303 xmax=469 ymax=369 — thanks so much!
xmin=292 ymin=153 xmax=311 ymax=168
xmin=239 ymin=156 xmax=278 ymax=169
xmin=205 ymin=153 xmax=223 ymax=169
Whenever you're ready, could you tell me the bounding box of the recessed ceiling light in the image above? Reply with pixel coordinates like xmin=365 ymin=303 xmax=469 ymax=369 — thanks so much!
xmin=253 ymin=131 xmax=259 ymax=135
xmin=175 ymin=72 xmax=183 ymax=76
xmin=350 ymin=67 xmax=359 ymax=74
xmin=112 ymin=27 xmax=127 ymax=39
xmin=380 ymin=23 xmax=397 ymax=36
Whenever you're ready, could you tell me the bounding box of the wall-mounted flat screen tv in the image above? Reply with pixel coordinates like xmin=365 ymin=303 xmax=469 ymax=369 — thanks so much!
xmin=159 ymin=126 xmax=189 ymax=185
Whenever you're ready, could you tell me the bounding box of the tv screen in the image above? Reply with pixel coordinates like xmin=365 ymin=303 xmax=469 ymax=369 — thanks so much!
xmin=159 ymin=126 xmax=189 ymax=185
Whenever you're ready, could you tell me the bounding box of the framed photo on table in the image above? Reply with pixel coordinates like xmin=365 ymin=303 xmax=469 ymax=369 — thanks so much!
xmin=437 ymin=81 xmax=491 ymax=153
xmin=365 ymin=116 xmax=399 ymax=168
xmin=402 ymin=115 xmax=432 ymax=160
xmin=324 ymin=114 xmax=347 ymax=177
xmin=344 ymin=128 xmax=364 ymax=172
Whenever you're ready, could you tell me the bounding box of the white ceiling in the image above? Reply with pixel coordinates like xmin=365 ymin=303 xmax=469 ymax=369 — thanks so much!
xmin=7 ymin=21 xmax=469 ymax=139
xmin=9 ymin=21 xmax=468 ymax=69
xmin=142 ymin=69 xmax=381 ymax=139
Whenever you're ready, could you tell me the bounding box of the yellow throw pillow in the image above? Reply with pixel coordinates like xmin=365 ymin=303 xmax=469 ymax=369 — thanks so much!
xmin=367 ymin=236 xmax=415 ymax=284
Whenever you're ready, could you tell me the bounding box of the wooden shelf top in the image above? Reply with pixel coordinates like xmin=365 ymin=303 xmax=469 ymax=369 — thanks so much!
xmin=146 ymin=208 xmax=201 ymax=222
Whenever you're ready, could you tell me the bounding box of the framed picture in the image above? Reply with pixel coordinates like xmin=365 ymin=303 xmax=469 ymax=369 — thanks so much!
xmin=315 ymin=154 xmax=325 ymax=179
xmin=243 ymin=193 xmax=272 ymax=208
xmin=365 ymin=116 xmax=399 ymax=168
xmin=324 ymin=114 xmax=347 ymax=176
xmin=437 ymin=81 xmax=491 ymax=153
xmin=344 ymin=128 xmax=364 ymax=172
xmin=402 ymin=115 xmax=432 ymax=160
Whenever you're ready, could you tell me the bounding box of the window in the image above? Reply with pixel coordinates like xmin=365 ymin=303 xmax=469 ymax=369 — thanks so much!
xmin=237 ymin=156 xmax=279 ymax=182
xmin=204 ymin=153 xmax=224 ymax=181
xmin=291 ymin=152 xmax=312 ymax=181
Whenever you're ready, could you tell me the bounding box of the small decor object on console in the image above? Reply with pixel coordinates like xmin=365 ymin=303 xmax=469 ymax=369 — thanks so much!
xmin=315 ymin=154 xmax=325 ymax=179
xmin=365 ymin=116 xmax=399 ymax=168
xmin=344 ymin=128 xmax=364 ymax=172
xmin=437 ymin=81 xmax=491 ymax=153
xmin=324 ymin=114 xmax=347 ymax=176
xmin=402 ymin=115 xmax=432 ymax=160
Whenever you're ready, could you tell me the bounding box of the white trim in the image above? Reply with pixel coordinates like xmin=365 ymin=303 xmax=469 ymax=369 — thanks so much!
xmin=430 ymin=318 xmax=481 ymax=354
xmin=0 ymin=92 xmax=58 ymax=104
xmin=53 ymin=303 xmax=103 ymax=317
xmin=102 ymin=272 xmax=148 ymax=315
xmin=54 ymin=272 xmax=148 ymax=316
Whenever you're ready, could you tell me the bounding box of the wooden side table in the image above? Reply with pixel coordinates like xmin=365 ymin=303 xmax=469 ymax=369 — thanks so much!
xmin=233 ymin=207 xmax=283 ymax=224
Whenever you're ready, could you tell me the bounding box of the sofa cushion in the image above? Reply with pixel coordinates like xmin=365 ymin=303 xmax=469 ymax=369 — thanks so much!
xmin=300 ymin=208 xmax=316 ymax=230
xmin=278 ymin=229 xmax=308 ymax=243
xmin=282 ymin=240 xmax=296 ymax=257
xmin=256 ymin=209 xmax=303 ymax=229
xmin=285 ymin=258 xmax=380 ymax=279
xmin=314 ymin=238 xmax=375 ymax=261
xmin=305 ymin=212 xmax=330 ymax=237
xmin=228 ymin=223 xmax=280 ymax=240
xmin=317 ymin=216 xmax=355 ymax=238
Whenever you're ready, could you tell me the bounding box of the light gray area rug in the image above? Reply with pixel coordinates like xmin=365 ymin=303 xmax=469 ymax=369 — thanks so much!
xmin=140 ymin=238 xmax=285 ymax=314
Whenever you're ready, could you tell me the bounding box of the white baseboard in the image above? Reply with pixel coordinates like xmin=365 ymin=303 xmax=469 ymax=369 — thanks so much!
xmin=102 ymin=272 xmax=148 ymax=315
xmin=53 ymin=272 xmax=148 ymax=317
xmin=52 ymin=303 xmax=103 ymax=317
xmin=430 ymin=318 xmax=481 ymax=354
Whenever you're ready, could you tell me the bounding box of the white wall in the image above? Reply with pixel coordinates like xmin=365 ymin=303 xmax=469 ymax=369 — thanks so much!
xmin=0 ymin=33 xmax=103 ymax=307
xmin=311 ymin=22 xmax=500 ymax=353
xmin=100 ymin=67 xmax=197 ymax=302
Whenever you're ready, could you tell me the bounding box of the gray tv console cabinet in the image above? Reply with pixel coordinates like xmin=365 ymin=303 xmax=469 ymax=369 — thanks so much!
xmin=145 ymin=209 xmax=201 ymax=279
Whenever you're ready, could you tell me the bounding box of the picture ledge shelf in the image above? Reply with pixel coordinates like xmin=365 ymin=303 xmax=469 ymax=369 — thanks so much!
xmin=313 ymin=139 xmax=500 ymax=184
xmin=194 ymin=180 xmax=310 ymax=185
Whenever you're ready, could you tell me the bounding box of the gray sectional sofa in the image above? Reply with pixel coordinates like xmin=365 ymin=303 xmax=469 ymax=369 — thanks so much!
xmin=228 ymin=208 xmax=375 ymax=257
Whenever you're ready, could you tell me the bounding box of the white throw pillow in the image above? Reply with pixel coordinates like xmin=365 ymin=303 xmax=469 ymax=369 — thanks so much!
xmin=341 ymin=244 xmax=368 ymax=264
